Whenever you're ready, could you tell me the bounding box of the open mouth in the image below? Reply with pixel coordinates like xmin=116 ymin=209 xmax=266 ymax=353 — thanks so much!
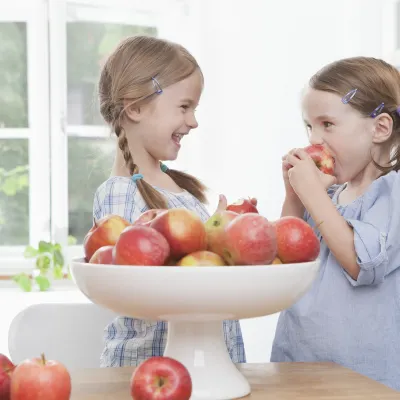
xmin=172 ymin=133 xmax=184 ymax=146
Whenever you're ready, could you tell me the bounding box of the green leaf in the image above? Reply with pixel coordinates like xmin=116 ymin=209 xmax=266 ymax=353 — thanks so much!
xmin=23 ymin=245 xmax=38 ymax=258
xmin=53 ymin=249 xmax=64 ymax=268
xmin=68 ymin=235 xmax=77 ymax=246
xmin=36 ymin=254 xmax=51 ymax=272
xmin=38 ymin=241 xmax=54 ymax=254
xmin=35 ymin=275 xmax=50 ymax=291
xmin=13 ymin=273 xmax=32 ymax=292
xmin=53 ymin=265 xmax=64 ymax=280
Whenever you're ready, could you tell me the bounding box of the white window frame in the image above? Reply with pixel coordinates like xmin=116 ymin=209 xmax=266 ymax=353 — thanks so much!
xmin=0 ymin=0 xmax=51 ymax=272
xmin=0 ymin=0 xmax=195 ymax=273
xmin=381 ymin=0 xmax=400 ymax=64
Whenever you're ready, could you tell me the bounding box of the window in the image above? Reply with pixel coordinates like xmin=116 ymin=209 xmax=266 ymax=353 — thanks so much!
xmin=0 ymin=0 xmax=192 ymax=272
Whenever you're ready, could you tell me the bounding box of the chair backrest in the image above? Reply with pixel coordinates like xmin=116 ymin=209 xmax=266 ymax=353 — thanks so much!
xmin=8 ymin=302 xmax=118 ymax=369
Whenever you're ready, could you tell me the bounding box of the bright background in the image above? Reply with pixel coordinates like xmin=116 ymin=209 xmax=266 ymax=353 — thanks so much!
xmin=0 ymin=0 xmax=399 ymax=362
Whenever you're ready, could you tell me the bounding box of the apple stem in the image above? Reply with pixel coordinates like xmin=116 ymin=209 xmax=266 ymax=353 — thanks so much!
xmin=41 ymin=353 xmax=46 ymax=365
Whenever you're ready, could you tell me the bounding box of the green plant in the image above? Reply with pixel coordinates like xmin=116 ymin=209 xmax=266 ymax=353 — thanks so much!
xmin=13 ymin=235 xmax=77 ymax=292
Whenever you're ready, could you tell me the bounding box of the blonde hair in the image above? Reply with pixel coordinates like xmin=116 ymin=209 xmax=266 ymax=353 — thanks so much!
xmin=98 ymin=35 xmax=207 ymax=208
xmin=310 ymin=57 xmax=400 ymax=174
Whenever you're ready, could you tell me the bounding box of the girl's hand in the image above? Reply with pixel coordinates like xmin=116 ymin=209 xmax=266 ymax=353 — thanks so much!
xmin=214 ymin=195 xmax=257 ymax=213
xmin=282 ymin=148 xmax=301 ymax=199
xmin=285 ymin=148 xmax=337 ymax=199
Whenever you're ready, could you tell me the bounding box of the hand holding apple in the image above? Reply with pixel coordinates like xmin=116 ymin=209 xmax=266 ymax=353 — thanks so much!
xmin=303 ymin=144 xmax=335 ymax=176
xmin=130 ymin=356 xmax=192 ymax=400
xmin=10 ymin=354 xmax=71 ymax=400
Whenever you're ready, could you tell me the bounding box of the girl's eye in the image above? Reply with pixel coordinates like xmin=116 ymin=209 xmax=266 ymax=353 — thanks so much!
xmin=323 ymin=121 xmax=333 ymax=128
xmin=180 ymin=105 xmax=189 ymax=111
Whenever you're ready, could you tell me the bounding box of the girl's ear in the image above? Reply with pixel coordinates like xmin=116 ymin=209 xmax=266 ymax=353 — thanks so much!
xmin=372 ymin=113 xmax=394 ymax=144
xmin=123 ymin=100 xmax=144 ymax=123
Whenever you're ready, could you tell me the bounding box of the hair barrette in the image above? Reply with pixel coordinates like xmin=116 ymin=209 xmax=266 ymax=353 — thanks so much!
xmin=396 ymin=106 xmax=400 ymax=117
xmin=370 ymin=102 xmax=385 ymax=118
xmin=152 ymin=77 xmax=163 ymax=94
xmin=341 ymin=88 xmax=357 ymax=104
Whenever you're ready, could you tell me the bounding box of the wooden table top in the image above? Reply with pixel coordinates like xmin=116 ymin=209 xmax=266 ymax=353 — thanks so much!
xmin=70 ymin=362 xmax=400 ymax=399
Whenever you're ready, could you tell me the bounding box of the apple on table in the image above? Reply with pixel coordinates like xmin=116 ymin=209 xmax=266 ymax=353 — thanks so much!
xmin=0 ymin=354 xmax=15 ymax=400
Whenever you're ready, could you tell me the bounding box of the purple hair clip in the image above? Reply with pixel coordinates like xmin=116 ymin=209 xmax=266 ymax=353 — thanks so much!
xmin=151 ymin=77 xmax=163 ymax=94
xmin=396 ymin=106 xmax=400 ymax=117
xmin=342 ymin=88 xmax=357 ymax=104
xmin=370 ymin=102 xmax=385 ymax=118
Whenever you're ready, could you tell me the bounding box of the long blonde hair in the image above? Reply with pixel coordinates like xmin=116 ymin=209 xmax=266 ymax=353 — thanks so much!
xmin=98 ymin=35 xmax=207 ymax=208
xmin=310 ymin=56 xmax=400 ymax=174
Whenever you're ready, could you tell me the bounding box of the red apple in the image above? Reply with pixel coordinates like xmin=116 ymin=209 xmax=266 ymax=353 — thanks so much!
xmin=0 ymin=354 xmax=15 ymax=400
xmin=222 ymin=213 xmax=277 ymax=265
xmin=150 ymin=209 xmax=207 ymax=259
xmin=130 ymin=356 xmax=192 ymax=400
xmin=273 ymin=216 xmax=320 ymax=263
xmin=133 ymin=209 xmax=166 ymax=227
xmin=83 ymin=214 xmax=131 ymax=261
xmin=113 ymin=225 xmax=170 ymax=266
xmin=303 ymin=144 xmax=335 ymax=175
xmin=177 ymin=250 xmax=226 ymax=267
xmin=10 ymin=354 xmax=71 ymax=400
xmin=204 ymin=210 xmax=238 ymax=255
xmin=88 ymin=245 xmax=114 ymax=264
xmin=227 ymin=198 xmax=258 ymax=214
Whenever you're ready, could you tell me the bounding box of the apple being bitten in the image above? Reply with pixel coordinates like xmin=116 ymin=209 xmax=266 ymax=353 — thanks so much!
xmin=113 ymin=225 xmax=170 ymax=266
xmin=83 ymin=215 xmax=131 ymax=261
xmin=150 ymin=208 xmax=207 ymax=259
xmin=273 ymin=216 xmax=320 ymax=263
xmin=303 ymin=144 xmax=335 ymax=175
xmin=204 ymin=210 xmax=238 ymax=255
xmin=0 ymin=354 xmax=15 ymax=400
xmin=226 ymin=198 xmax=258 ymax=214
xmin=177 ymin=250 xmax=226 ymax=266
xmin=130 ymin=356 xmax=192 ymax=400
xmin=88 ymin=245 xmax=114 ymax=264
xmin=10 ymin=354 xmax=71 ymax=400
xmin=222 ymin=213 xmax=277 ymax=265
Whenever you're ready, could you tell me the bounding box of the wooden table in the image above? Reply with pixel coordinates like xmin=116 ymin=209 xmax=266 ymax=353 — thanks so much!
xmin=70 ymin=362 xmax=400 ymax=399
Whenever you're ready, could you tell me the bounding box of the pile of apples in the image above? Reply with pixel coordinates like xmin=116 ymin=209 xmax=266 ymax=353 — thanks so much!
xmin=0 ymin=353 xmax=71 ymax=400
xmin=84 ymin=196 xmax=320 ymax=267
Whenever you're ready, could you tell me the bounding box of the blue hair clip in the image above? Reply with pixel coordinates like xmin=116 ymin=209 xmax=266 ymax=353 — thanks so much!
xmin=396 ymin=106 xmax=400 ymax=117
xmin=152 ymin=77 xmax=163 ymax=94
xmin=370 ymin=102 xmax=385 ymax=118
xmin=341 ymin=88 xmax=357 ymax=104
xmin=131 ymin=173 xmax=144 ymax=182
xmin=160 ymin=162 xmax=168 ymax=172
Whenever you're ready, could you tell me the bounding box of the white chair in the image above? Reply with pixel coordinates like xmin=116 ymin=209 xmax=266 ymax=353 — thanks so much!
xmin=8 ymin=302 xmax=118 ymax=369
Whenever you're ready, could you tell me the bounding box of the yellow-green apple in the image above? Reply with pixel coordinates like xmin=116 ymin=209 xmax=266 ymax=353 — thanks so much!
xmin=83 ymin=215 xmax=131 ymax=261
xmin=10 ymin=354 xmax=71 ymax=400
xmin=133 ymin=209 xmax=166 ymax=227
xmin=177 ymin=250 xmax=226 ymax=266
xmin=113 ymin=225 xmax=170 ymax=266
xmin=88 ymin=245 xmax=114 ymax=264
xmin=222 ymin=214 xmax=277 ymax=265
xmin=150 ymin=209 xmax=207 ymax=259
xmin=0 ymin=354 xmax=15 ymax=400
xmin=226 ymin=198 xmax=258 ymax=214
xmin=130 ymin=356 xmax=192 ymax=400
xmin=303 ymin=144 xmax=335 ymax=175
xmin=273 ymin=216 xmax=320 ymax=263
xmin=204 ymin=210 xmax=238 ymax=255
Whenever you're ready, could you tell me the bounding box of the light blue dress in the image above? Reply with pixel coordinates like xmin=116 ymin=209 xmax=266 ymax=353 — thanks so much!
xmin=271 ymin=170 xmax=400 ymax=391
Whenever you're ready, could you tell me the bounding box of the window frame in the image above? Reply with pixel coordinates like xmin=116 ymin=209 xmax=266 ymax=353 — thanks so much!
xmin=0 ymin=0 xmax=194 ymax=275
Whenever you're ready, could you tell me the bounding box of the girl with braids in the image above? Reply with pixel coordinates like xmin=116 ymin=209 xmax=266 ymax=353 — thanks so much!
xmin=271 ymin=57 xmax=400 ymax=391
xmin=92 ymin=35 xmax=247 ymax=368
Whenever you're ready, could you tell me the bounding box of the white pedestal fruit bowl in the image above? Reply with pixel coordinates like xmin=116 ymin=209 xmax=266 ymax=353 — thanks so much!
xmin=70 ymin=258 xmax=320 ymax=400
